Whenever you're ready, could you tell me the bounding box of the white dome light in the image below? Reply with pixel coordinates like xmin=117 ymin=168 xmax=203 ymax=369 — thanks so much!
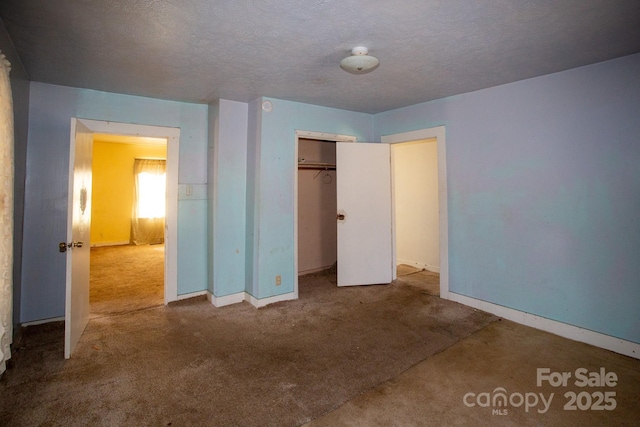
xmin=340 ymin=47 xmax=380 ymax=75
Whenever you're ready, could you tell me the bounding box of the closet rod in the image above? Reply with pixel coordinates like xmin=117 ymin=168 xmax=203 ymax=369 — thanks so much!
xmin=298 ymin=163 xmax=336 ymax=171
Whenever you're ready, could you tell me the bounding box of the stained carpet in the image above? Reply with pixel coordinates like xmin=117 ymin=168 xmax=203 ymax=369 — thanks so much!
xmin=397 ymin=264 xmax=440 ymax=296
xmin=1 ymin=270 xmax=495 ymax=426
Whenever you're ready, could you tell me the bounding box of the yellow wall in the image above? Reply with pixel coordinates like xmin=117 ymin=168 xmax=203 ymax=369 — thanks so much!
xmin=91 ymin=140 xmax=166 ymax=245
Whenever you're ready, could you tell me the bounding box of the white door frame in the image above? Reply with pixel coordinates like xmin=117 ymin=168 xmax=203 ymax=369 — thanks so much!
xmin=293 ymin=130 xmax=357 ymax=298
xmin=381 ymin=126 xmax=449 ymax=299
xmin=69 ymin=118 xmax=180 ymax=304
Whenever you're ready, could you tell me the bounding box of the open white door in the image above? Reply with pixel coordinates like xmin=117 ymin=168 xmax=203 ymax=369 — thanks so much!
xmin=64 ymin=119 xmax=93 ymax=359
xmin=336 ymin=142 xmax=393 ymax=286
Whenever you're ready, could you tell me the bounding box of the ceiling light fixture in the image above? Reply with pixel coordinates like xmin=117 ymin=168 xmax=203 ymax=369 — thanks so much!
xmin=340 ymin=46 xmax=379 ymax=75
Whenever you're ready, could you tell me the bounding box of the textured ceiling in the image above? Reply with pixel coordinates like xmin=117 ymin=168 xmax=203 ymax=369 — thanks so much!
xmin=1 ymin=0 xmax=639 ymax=114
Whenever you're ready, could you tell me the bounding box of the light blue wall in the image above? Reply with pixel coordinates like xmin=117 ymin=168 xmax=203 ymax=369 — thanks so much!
xmin=249 ymin=97 xmax=374 ymax=299
xmin=208 ymin=99 xmax=248 ymax=297
xmin=21 ymin=82 xmax=208 ymax=322
xmin=20 ymin=52 xmax=638 ymax=346
xmin=374 ymin=54 xmax=640 ymax=344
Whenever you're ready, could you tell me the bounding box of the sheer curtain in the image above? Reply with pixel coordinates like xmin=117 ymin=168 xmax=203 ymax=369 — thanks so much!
xmin=0 ymin=51 xmax=14 ymax=375
xmin=131 ymin=159 xmax=166 ymax=245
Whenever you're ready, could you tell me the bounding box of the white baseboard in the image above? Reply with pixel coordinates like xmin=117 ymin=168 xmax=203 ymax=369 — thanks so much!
xmin=397 ymin=259 xmax=440 ymax=273
xmin=447 ymin=292 xmax=640 ymax=360
xmin=207 ymin=290 xmax=297 ymax=308
xmin=245 ymin=291 xmax=297 ymax=308
xmin=22 ymin=316 xmax=65 ymax=326
xmin=207 ymin=291 xmax=245 ymax=307
xmin=177 ymin=290 xmax=208 ymax=301
xmin=90 ymin=240 xmax=130 ymax=247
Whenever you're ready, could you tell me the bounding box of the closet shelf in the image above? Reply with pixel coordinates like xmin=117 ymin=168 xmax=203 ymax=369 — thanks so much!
xmin=298 ymin=162 xmax=336 ymax=170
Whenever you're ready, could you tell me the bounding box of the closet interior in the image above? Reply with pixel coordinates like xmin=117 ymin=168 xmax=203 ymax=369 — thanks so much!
xmin=297 ymin=138 xmax=337 ymax=275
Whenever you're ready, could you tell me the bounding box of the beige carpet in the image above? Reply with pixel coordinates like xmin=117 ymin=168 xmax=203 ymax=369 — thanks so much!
xmin=1 ymin=271 xmax=495 ymax=426
xmin=307 ymin=319 xmax=640 ymax=427
xmin=90 ymin=244 xmax=164 ymax=318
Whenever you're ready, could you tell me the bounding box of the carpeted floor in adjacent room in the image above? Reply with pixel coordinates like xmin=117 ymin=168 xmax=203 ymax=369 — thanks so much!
xmin=89 ymin=244 xmax=165 ymax=318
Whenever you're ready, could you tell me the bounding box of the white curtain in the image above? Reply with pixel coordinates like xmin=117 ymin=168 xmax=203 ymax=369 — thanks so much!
xmin=131 ymin=159 xmax=166 ymax=245
xmin=0 ymin=51 xmax=14 ymax=375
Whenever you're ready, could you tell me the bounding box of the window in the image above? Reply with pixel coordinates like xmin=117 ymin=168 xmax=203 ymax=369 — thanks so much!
xmin=137 ymin=171 xmax=166 ymax=218
xmin=131 ymin=158 xmax=166 ymax=245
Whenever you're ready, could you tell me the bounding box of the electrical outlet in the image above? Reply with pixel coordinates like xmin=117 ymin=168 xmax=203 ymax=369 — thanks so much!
xmin=275 ymin=275 xmax=282 ymax=286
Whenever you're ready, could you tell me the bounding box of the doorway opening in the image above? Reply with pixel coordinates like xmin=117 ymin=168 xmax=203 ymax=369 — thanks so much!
xmin=65 ymin=119 xmax=179 ymax=358
xmin=294 ymin=131 xmax=356 ymax=298
xmin=297 ymin=138 xmax=338 ymax=286
xmin=89 ymin=134 xmax=167 ymax=317
xmin=391 ymin=138 xmax=440 ymax=296
xmin=382 ymin=126 xmax=449 ymax=298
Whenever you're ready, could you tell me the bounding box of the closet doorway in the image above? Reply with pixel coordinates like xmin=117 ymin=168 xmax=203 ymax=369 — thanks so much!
xmin=294 ymin=130 xmax=395 ymax=295
xmin=297 ymin=138 xmax=338 ymax=276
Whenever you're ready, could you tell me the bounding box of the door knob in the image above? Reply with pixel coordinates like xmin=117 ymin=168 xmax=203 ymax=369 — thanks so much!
xmin=59 ymin=241 xmax=84 ymax=252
